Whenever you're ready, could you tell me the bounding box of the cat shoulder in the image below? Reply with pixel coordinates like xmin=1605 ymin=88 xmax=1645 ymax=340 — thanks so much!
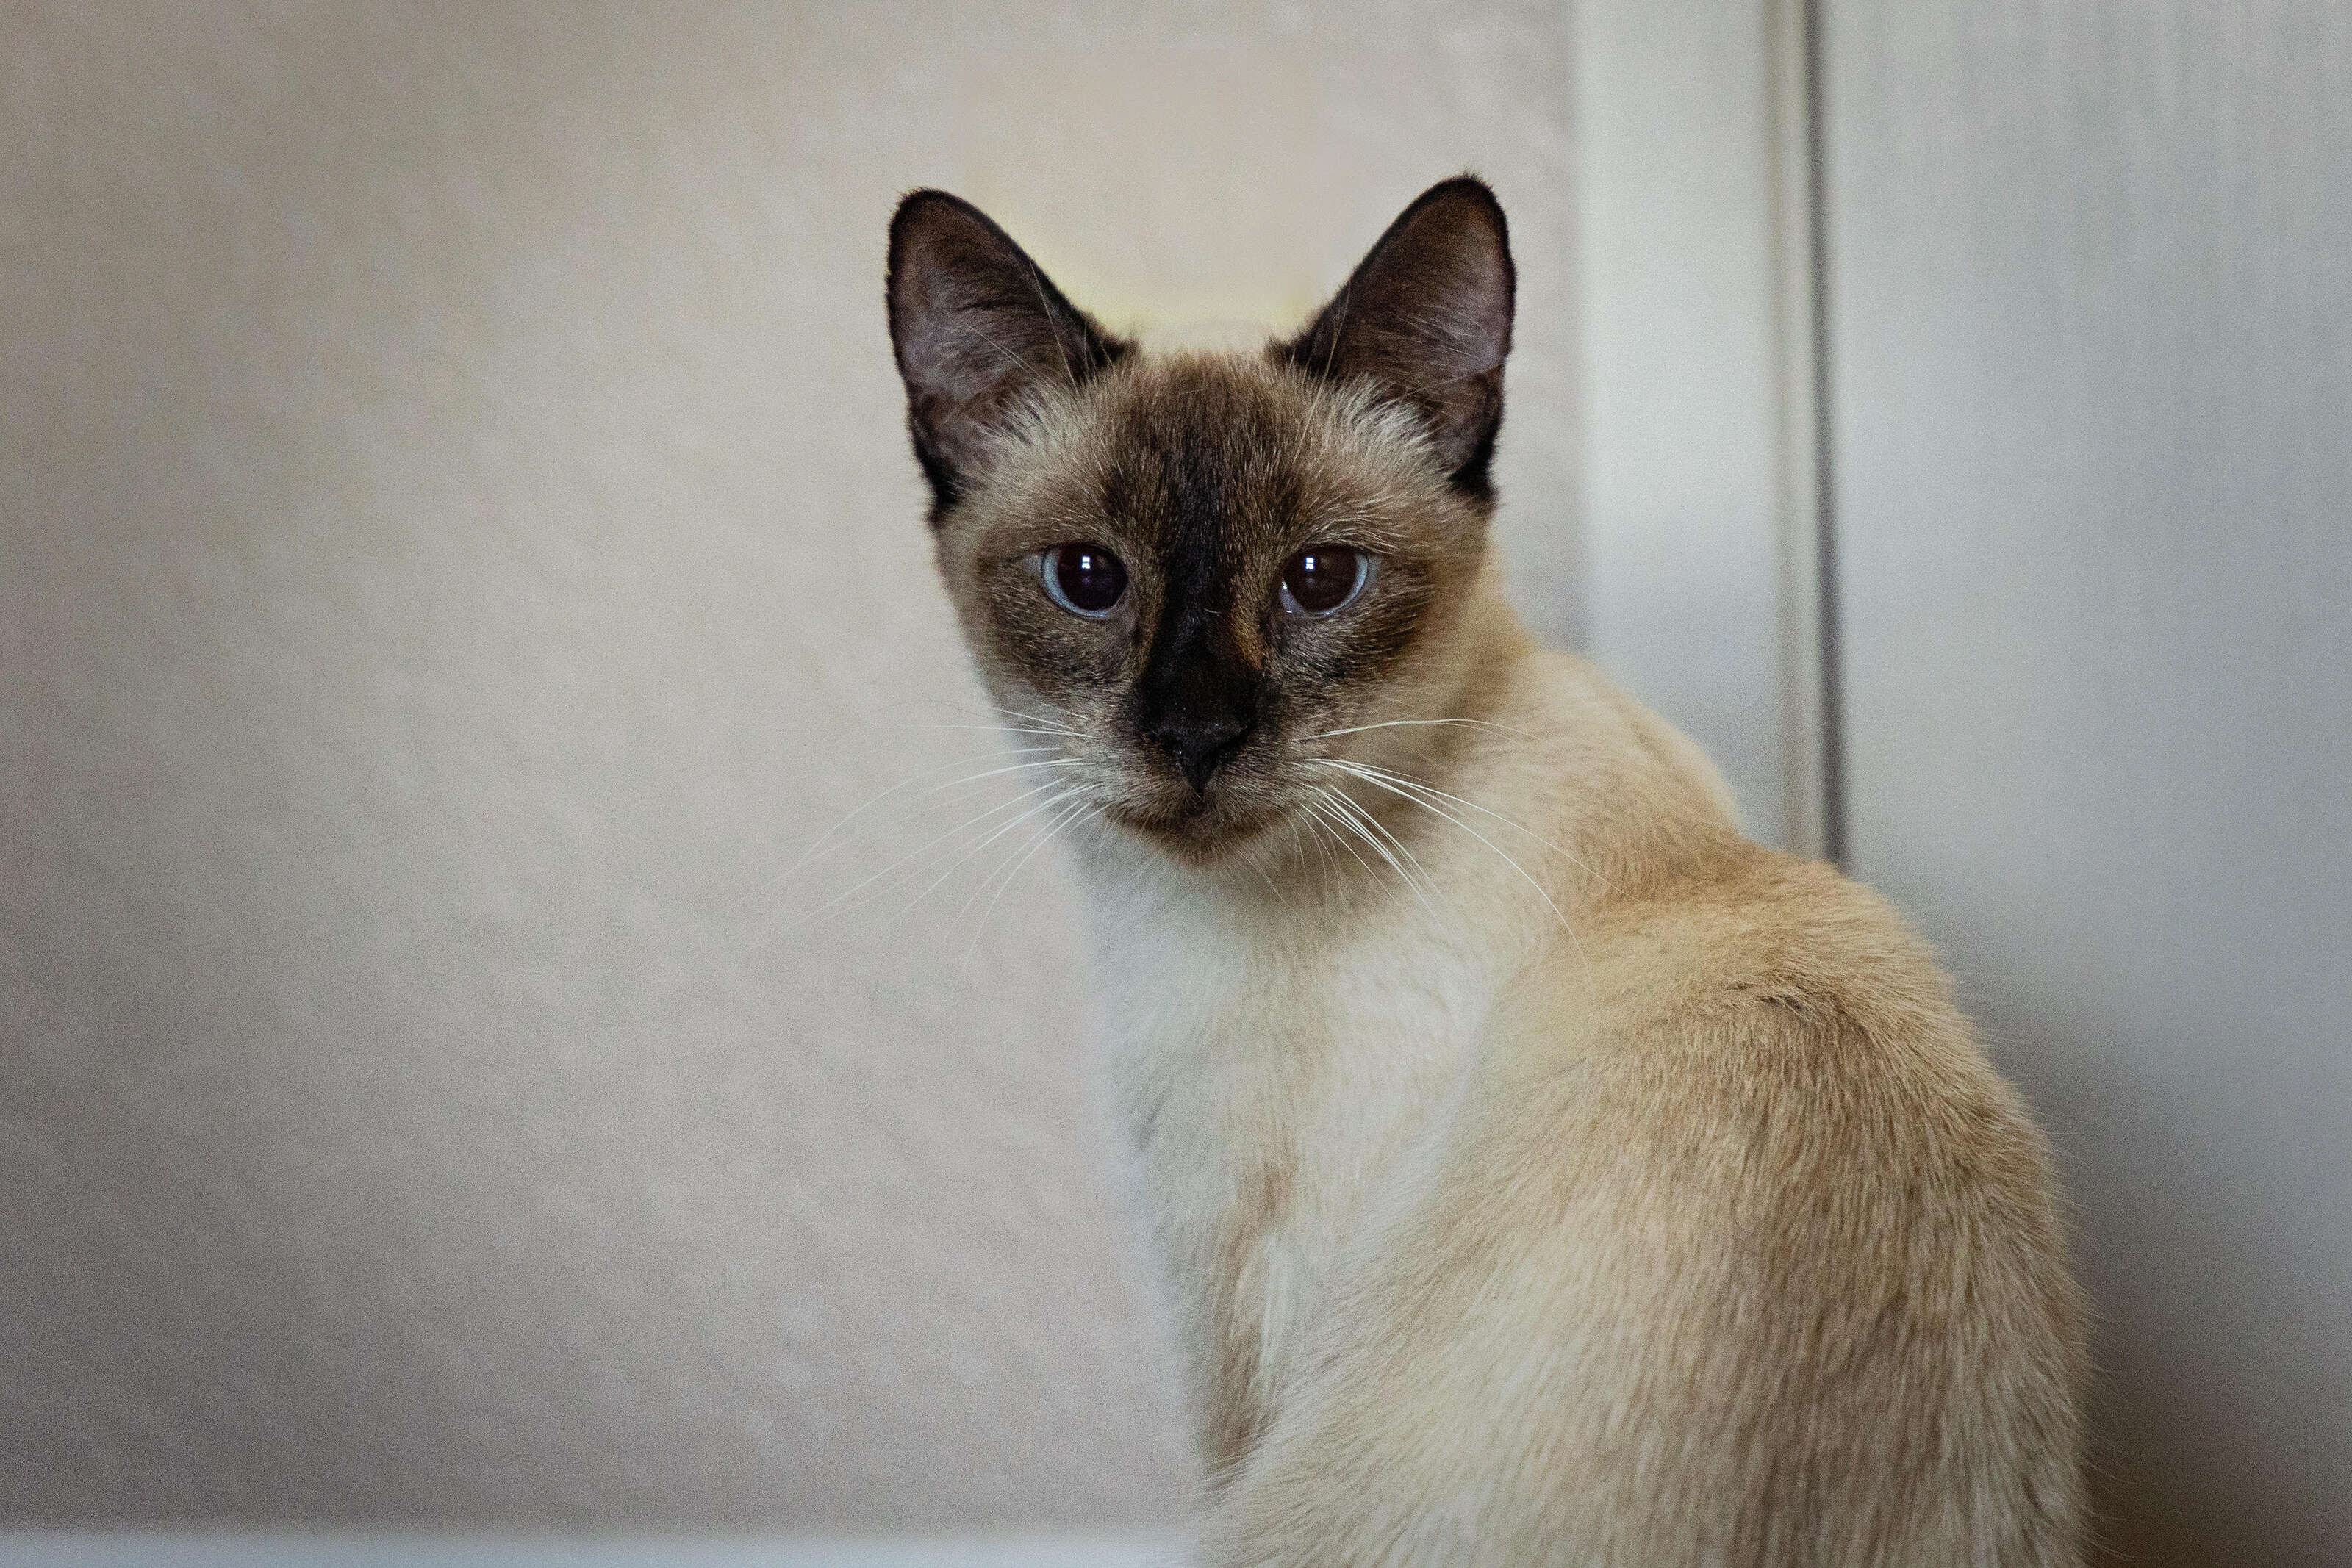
xmin=1513 ymin=844 xmax=2048 ymax=1190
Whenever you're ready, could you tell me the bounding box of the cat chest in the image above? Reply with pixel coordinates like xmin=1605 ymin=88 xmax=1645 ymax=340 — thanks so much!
xmin=1099 ymin=916 xmax=1493 ymax=1453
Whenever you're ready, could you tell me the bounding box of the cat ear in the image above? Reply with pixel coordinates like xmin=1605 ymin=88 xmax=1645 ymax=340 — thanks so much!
xmin=1276 ymin=176 xmax=1516 ymax=498
xmin=886 ymin=190 xmax=1133 ymax=517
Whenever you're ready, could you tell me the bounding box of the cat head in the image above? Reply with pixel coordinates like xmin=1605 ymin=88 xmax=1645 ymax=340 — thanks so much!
xmin=886 ymin=178 xmax=1516 ymax=866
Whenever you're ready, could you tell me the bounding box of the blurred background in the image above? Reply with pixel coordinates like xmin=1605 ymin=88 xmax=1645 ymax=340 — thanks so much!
xmin=1 ymin=3 xmax=2343 ymax=1565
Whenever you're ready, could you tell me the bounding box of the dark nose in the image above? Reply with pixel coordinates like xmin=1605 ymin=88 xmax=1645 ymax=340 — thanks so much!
xmin=1150 ymin=710 xmax=1254 ymax=795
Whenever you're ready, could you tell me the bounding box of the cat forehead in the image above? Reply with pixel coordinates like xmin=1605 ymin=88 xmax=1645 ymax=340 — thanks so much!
xmin=1097 ymin=359 xmax=1315 ymax=533
xmin=980 ymin=350 xmax=1442 ymax=544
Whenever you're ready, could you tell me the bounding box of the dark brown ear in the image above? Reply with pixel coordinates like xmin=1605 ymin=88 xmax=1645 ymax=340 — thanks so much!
xmin=886 ymin=190 xmax=1132 ymax=519
xmin=1275 ymin=176 xmax=1515 ymax=500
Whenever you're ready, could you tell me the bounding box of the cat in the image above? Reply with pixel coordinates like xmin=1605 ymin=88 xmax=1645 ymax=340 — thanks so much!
xmin=883 ymin=176 xmax=2087 ymax=1566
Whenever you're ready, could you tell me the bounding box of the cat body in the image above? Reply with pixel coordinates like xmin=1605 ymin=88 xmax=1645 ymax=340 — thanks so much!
xmin=885 ymin=179 xmax=2086 ymax=1565
xmin=1080 ymin=623 xmax=2081 ymax=1564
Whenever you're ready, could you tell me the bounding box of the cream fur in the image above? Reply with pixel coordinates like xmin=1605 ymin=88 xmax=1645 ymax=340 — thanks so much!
xmin=889 ymin=180 xmax=2087 ymax=1566
xmin=1064 ymin=574 xmax=2087 ymax=1566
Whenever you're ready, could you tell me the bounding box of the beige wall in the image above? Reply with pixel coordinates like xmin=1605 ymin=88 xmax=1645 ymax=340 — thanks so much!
xmin=0 ymin=3 xmax=1581 ymax=1528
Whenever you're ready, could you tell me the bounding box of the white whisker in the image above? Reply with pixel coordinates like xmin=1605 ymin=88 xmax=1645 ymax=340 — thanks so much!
xmin=1287 ymin=798 xmax=1347 ymax=903
xmin=959 ymin=796 xmax=1097 ymax=972
xmin=1304 ymin=791 xmax=1383 ymax=890
xmin=1313 ymin=782 xmax=1443 ymax=921
xmin=1248 ymin=857 xmax=1297 ymax=913
xmin=989 ymin=704 xmax=1086 ymax=737
xmin=1309 ymin=783 xmax=1424 ymax=916
xmin=767 ymin=774 xmax=1075 ymax=938
xmin=879 ymin=785 xmax=1083 ymax=932
xmin=913 ymin=722 xmax=1081 ymax=739
xmin=1305 ymin=717 xmax=1535 ymax=744
xmin=950 ymin=791 xmax=1087 ymax=935
xmin=1311 ymin=759 xmax=1596 ymax=988
xmin=737 ymin=749 xmax=1072 ymax=910
xmin=1318 ymin=758 xmax=1616 ymax=893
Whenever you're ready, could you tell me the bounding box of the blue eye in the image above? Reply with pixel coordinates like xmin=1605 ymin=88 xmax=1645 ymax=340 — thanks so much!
xmin=1279 ymin=547 xmax=1369 ymax=615
xmin=1041 ymin=543 xmax=1128 ymax=616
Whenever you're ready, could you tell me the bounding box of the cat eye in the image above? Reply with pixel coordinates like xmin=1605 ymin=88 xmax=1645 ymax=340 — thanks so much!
xmin=1278 ymin=546 xmax=1370 ymax=616
xmin=1040 ymin=542 xmax=1129 ymax=617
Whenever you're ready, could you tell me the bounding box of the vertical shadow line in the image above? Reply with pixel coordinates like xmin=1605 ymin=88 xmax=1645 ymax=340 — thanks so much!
xmin=1801 ymin=0 xmax=1849 ymax=867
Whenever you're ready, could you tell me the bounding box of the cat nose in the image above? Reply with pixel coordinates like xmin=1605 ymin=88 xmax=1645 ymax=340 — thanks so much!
xmin=1151 ymin=711 xmax=1254 ymax=795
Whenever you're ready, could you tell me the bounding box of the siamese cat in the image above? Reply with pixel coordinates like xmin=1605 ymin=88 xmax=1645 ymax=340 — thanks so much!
xmin=883 ymin=177 xmax=2086 ymax=1566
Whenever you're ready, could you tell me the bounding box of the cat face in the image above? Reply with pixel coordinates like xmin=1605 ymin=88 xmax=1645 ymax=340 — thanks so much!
xmin=886 ymin=180 xmax=1515 ymax=863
